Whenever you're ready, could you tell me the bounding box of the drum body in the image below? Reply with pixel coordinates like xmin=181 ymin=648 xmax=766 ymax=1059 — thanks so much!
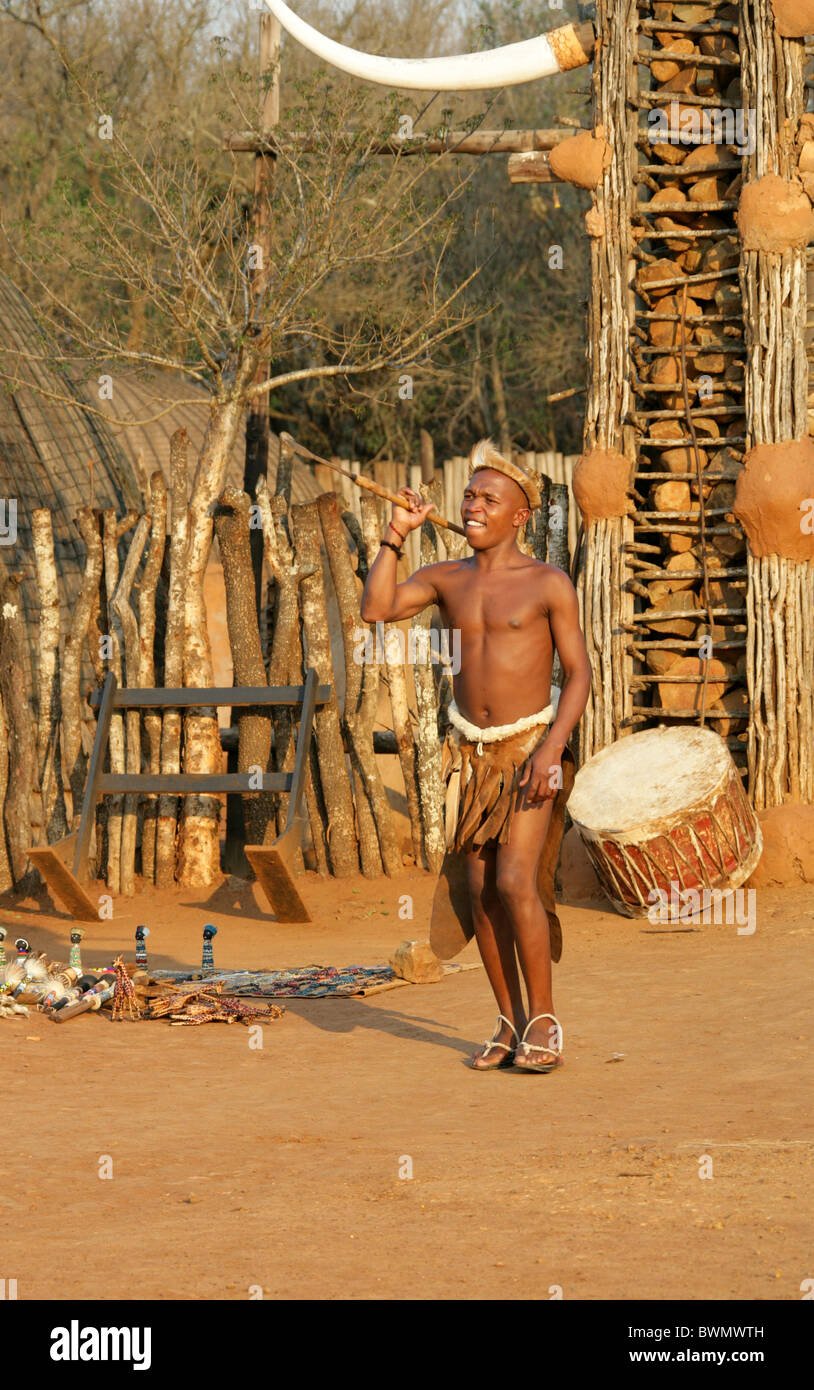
xmin=568 ymin=727 xmax=763 ymax=918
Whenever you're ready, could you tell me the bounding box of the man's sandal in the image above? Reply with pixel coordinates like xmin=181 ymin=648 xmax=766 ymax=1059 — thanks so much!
xmin=514 ymin=1013 xmax=564 ymax=1074
xmin=470 ymin=1014 xmax=520 ymax=1071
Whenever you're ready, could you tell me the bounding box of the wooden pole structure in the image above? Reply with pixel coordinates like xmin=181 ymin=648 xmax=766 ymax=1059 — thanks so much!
xmin=32 ymin=508 xmax=68 ymax=843
xmin=288 ymin=501 xmax=359 ymax=876
xmin=64 ymin=508 xmax=103 ymax=829
xmin=225 ymin=128 xmax=573 ymax=159
xmin=419 ymin=429 xmax=435 ymax=485
xmin=156 ymin=429 xmax=189 ymax=888
xmin=112 ymin=514 xmax=151 ymax=895
xmin=138 ymin=472 xmax=167 ymax=880
xmin=358 ymin=499 xmax=424 ymax=869
xmin=0 ymin=695 xmax=10 ymax=892
xmin=0 ymin=558 xmax=34 ymax=887
xmin=243 ymin=12 xmax=281 ymax=613
xmin=576 ymin=0 xmax=637 ymax=764
xmin=214 ymin=487 xmax=275 ymax=864
xmin=739 ymin=0 xmax=811 ymax=809
xmin=319 ymin=491 xmax=402 ymax=877
xmin=101 ymin=508 xmax=137 ymax=893
xmin=259 ymin=485 xmax=329 ymax=869
xmin=411 ymin=479 xmax=446 ymax=874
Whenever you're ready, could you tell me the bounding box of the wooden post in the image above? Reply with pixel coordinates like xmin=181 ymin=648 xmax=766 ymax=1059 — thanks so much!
xmin=0 ymin=560 xmax=33 ymax=888
xmin=411 ymin=479 xmax=446 ymax=874
xmin=156 ymin=429 xmax=188 ymax=887
xmin=359 ymin=497 xmax=424 ymax=868
xmin=112 ymin=514 xmax=151 ymax=896
xmin=101 ymin=508 xmax=137 ymax=892
xmin=138 ymin=473 xmax=167 ymax=880
xmin=64 ymin=508 xmax=103 ymax=828
xmin=214 ymin=487 xmax=275 ymax=864
xmin=261 ymin=489 xmax=297 ymax=838
xmin=243 ymin=13 xmax=281 ymax=612
xmin=577 ymin=0 xmax=637 ymax=762
xmin=32 ymin=508 xmax=68 ymax=843
xmin=0 ymin=694 xmax=10 ymax=892
xmin=531 ymin=467 xmax=551 ymax=563
xmin=256 ymin=480 xmax=322 ymax=864
xmin=101 ymin=508 xmax=122 ymax=890
xmin=419 ymin=429 xmax=435 ymax=485
xmin=319 ymin=493 xmax=381 ymax=876
xmin=739 ymin=0 xmax=810 ymax=808
xmin=320 ymin=491 xmax=402 ymax=877
xmin=289 ymin=500 xmax=359 ymax=876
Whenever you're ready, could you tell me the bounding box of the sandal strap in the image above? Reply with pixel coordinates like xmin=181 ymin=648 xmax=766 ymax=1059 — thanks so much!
xmin=478 ymin=1014 xmax=520 ymax=1058
xmin=519 ymin=1013 xmax=563 ymax=1057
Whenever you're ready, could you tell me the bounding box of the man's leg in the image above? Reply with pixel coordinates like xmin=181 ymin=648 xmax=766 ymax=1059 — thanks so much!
xmin=465 ymin=843 xmax=527 ymax=1069
xmin=493 ymin=798 xmax=560 ymax=1064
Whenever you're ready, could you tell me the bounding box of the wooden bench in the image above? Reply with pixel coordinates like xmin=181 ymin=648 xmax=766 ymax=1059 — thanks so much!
xmin=28 ymin=668 xmax=331 ymax=922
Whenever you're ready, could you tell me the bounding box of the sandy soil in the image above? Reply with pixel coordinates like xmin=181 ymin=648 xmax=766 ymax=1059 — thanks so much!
xmin=2 ymin=868 xmax=812 ymax=1302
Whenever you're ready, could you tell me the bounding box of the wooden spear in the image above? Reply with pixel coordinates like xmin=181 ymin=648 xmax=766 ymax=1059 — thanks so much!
xmin=279 ymin=433 xmax=467 ymax=537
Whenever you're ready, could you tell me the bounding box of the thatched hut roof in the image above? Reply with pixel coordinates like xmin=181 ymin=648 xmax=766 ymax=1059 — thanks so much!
xmin=88 ymin=368 xmax=323 ymax=507
xmin=0 ymin=271 xmax=324 ymax=705
xmin=0 ymin=273 xmax=142 ymax=690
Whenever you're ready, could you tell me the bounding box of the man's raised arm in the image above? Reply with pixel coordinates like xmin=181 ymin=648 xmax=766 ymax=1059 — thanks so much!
xmin=360 ymin=488 xmax=441 ymax=622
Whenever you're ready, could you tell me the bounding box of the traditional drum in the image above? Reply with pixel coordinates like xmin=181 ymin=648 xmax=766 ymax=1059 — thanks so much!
xmin=567 ymin=726 xmax=763 ymax=917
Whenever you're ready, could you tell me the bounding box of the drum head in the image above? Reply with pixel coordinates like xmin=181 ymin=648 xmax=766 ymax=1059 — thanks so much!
xmin=569 ymin=726 xmax=733 ymax=835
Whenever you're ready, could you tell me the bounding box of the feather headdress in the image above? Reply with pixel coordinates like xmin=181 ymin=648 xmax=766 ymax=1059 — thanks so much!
xmin=467 ymin=438 xmax=542 ymax=511
xmin=0 ymin=959 xmax=26 ymax=994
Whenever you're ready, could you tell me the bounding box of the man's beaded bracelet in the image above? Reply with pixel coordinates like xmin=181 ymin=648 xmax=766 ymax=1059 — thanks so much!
xmin=380 ymin=538 xmax=403 ymax=558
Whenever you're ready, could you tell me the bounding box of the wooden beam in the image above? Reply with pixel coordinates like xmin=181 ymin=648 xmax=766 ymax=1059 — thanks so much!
xmin=98 ymin=773 xmax=292 ymax=794
xmin=507 ymin=151 xmax=563 ymax=184
xmin=219 ymin=727 xmax=399 ymax=754
xmin=87 ymin=684 xmax=332 ymax=709
xmin=225 ymin=127 xmax=574 ymax=157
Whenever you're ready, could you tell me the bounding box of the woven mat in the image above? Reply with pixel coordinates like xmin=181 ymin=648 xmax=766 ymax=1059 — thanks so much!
xmin=150 ymin=961 xmax=480 ymax=998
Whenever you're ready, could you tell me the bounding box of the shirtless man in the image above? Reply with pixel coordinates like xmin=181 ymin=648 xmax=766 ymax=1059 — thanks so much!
xmin=361 ymin=439 xmax=591 ymax=1073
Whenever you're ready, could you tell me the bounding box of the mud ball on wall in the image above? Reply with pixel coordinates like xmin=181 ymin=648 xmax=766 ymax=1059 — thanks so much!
xmin=733 ymin=437 xmax=814 ymax=562
xmin=747 ymin=804 xmax=814 ymax=888
xmin=572 ymin=447 xmax=632 ymax=524
xmin=584 ymin=206 xmax=606 ymax=239
xmin=770 ymin=0 xmax=814 ymax=38
xmin=548 ymin=128 xmax=611 ymax=190
xmin=736 ymin=174 xmax=814 ymax=253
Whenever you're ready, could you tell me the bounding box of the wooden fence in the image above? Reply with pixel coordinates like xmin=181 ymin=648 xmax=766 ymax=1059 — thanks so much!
xmin=0 ymin=436 xmax=576 ymax=896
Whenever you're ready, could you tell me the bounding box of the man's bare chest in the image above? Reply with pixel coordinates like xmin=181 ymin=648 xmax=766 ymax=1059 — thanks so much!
xmin=438 ymin=575 xmax=548 ymax=637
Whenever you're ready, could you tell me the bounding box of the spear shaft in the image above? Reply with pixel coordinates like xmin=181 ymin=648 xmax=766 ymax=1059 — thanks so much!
xmin=279 ymin=433 xmax=466 ymax=537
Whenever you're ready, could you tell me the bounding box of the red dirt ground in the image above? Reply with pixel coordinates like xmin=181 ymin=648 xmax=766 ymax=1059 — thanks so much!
xmin=2 ymin=869 xmax=812 ymax=1301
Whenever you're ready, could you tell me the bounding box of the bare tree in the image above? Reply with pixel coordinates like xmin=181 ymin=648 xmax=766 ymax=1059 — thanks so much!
xmin=0 ymin=1 xmax=488 ymax=881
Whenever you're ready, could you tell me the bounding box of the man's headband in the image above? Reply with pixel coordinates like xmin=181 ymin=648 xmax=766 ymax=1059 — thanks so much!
xmin=467 ymin=439 xmax=542 ymax=510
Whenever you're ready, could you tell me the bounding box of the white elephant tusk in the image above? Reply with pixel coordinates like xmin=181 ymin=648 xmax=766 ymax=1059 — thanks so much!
xmin=263 ymin=0 xmax=594 ymax=91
